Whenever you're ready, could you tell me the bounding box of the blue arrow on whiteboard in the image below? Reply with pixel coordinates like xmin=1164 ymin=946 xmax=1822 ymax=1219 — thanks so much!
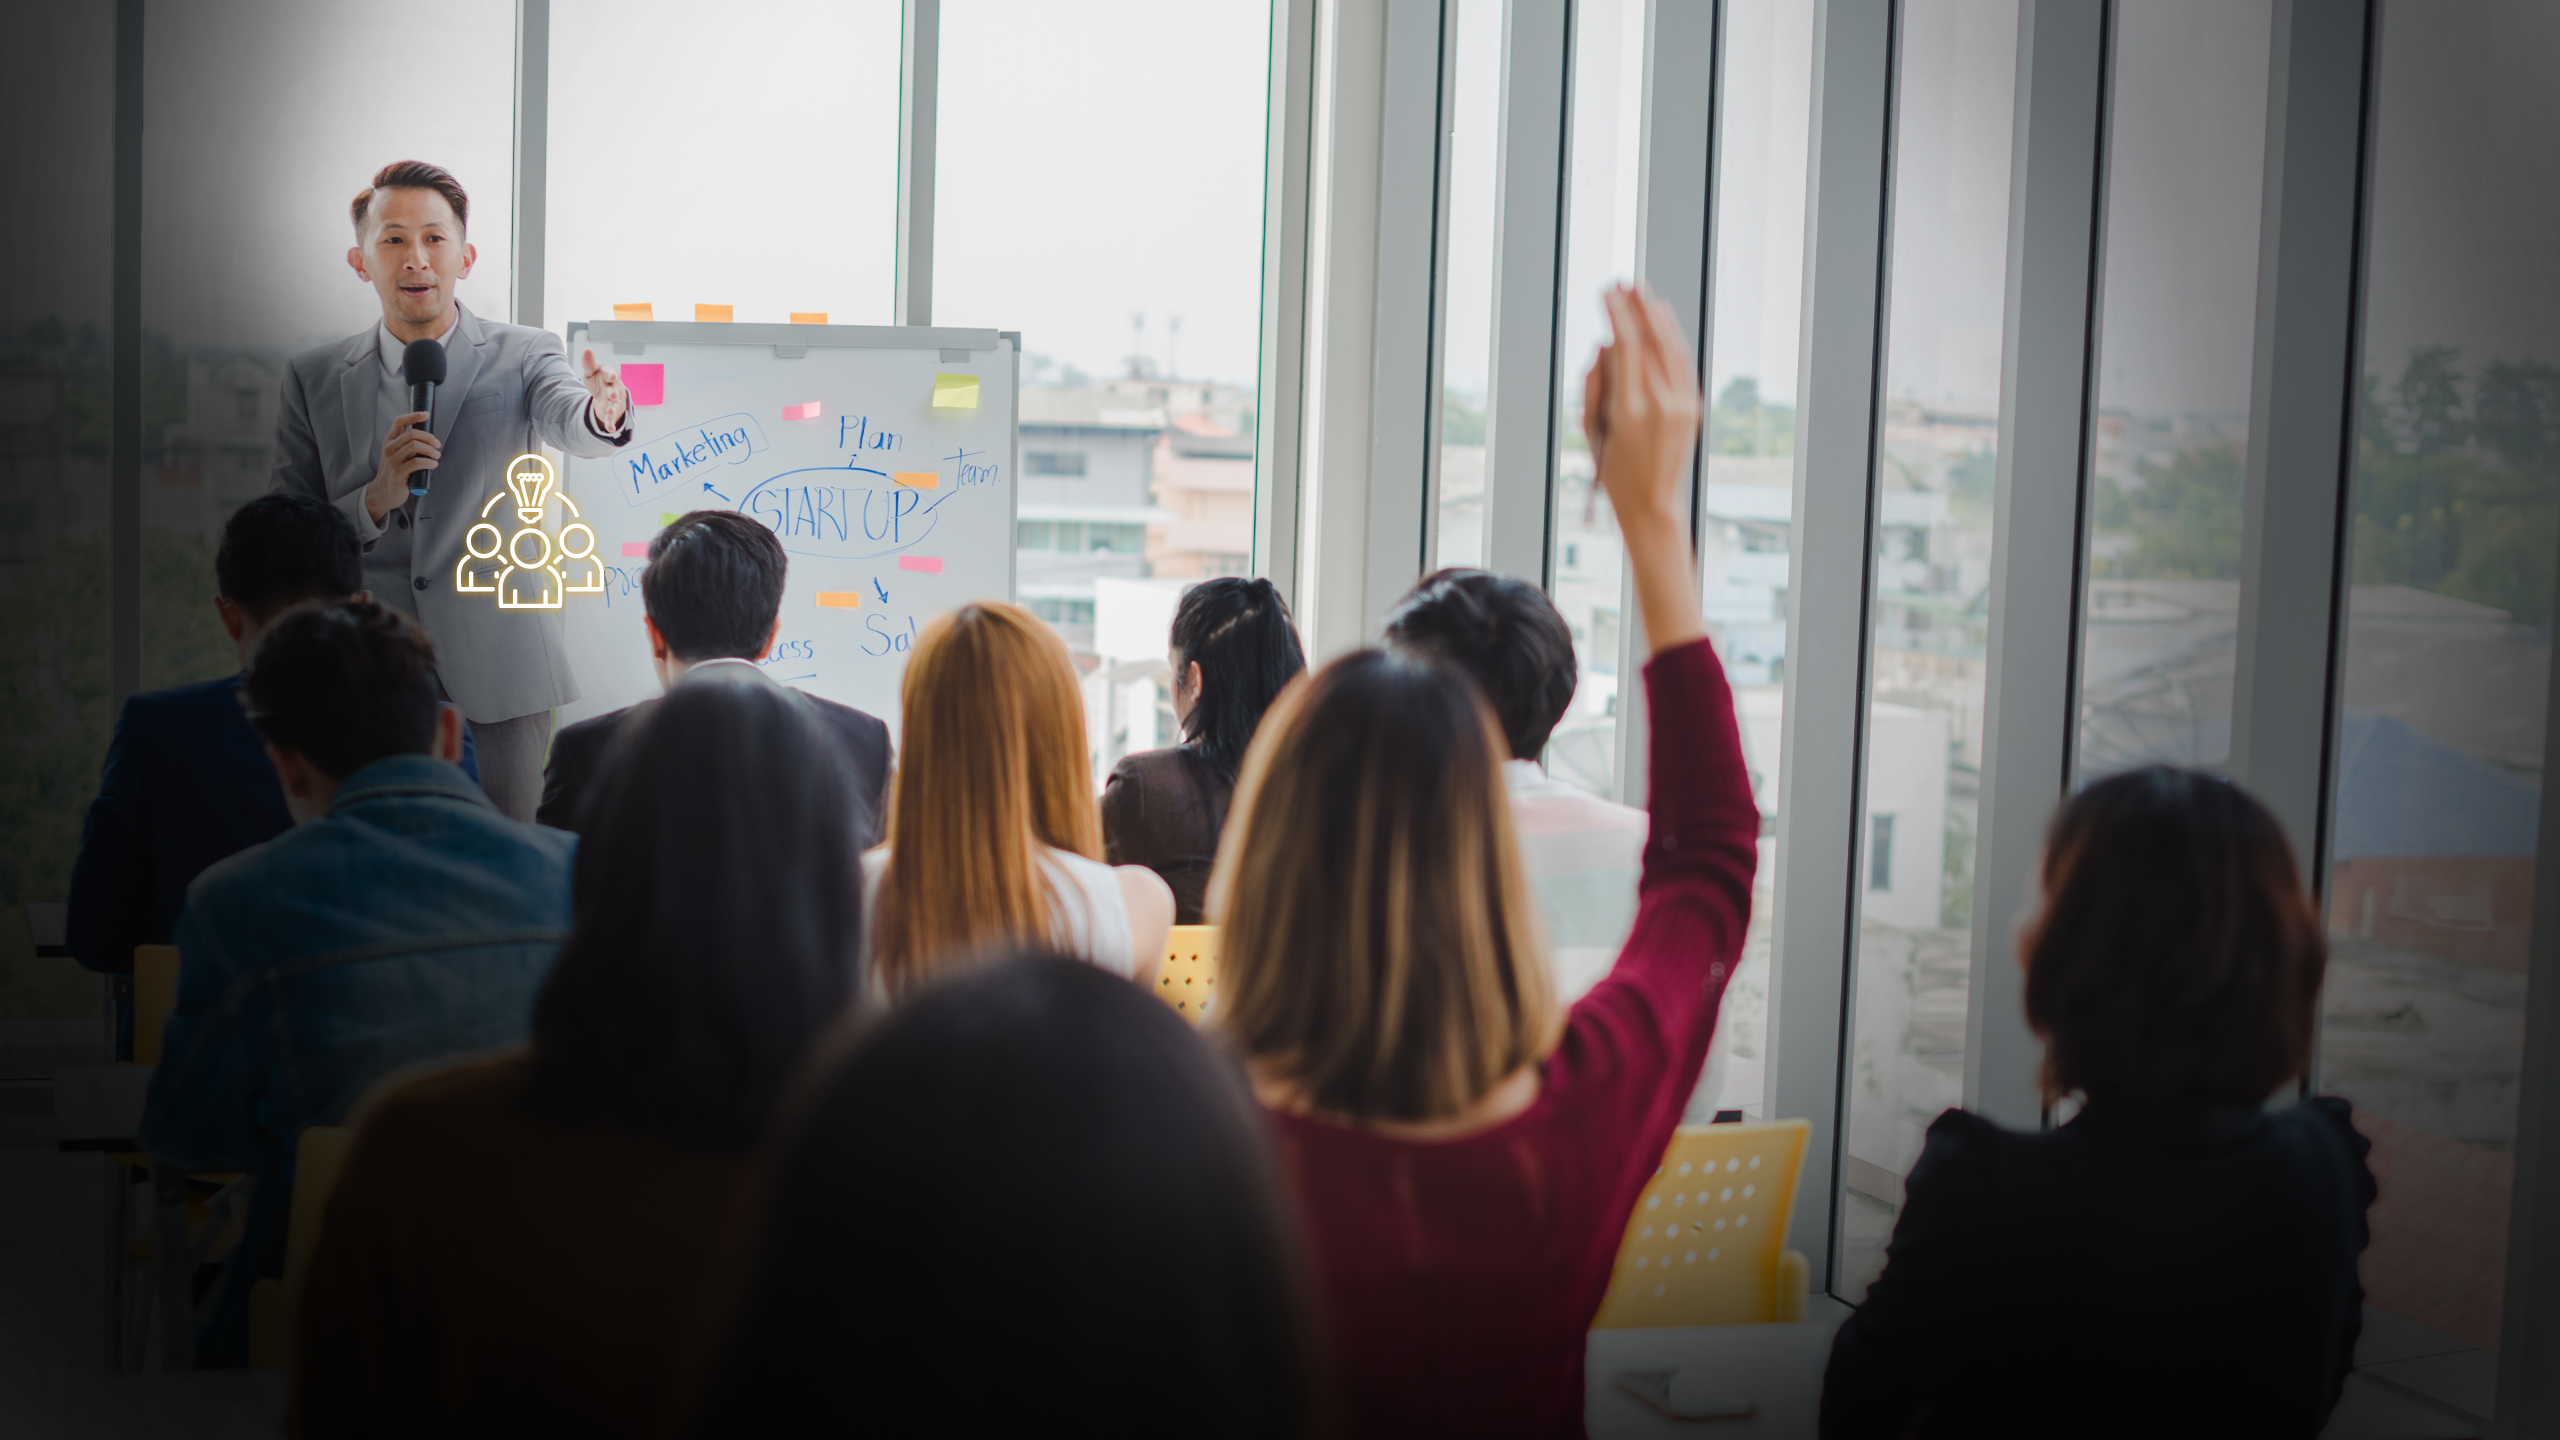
xmin=701 ymin=483 xmax=732 ymax=501
xmin=873 ymin=577 xmax=890 ymax=604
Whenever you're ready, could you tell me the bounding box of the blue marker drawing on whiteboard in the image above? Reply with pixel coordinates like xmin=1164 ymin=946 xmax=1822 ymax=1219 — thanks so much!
xmin=740 ymin=468 xmax=950 ymax=561
xmin=623 ymin=413 xmax=767 ymax=505
xmin=837 ymin=415 xmax=904 ymax=454
xmin=701 ymin=482 xmax=731 ymax=502
xmin=873 ymin=577 xmax=890 ymax=604
xmin=947 ymin=447 xmax=1002 ymax=486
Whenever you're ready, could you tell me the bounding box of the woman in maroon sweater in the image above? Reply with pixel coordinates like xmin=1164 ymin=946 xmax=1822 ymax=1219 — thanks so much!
xmin=1207 ymin=287 xmax=1756 ymax=1437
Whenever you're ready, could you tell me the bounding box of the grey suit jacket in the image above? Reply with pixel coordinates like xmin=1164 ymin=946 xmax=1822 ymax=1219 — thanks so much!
xmin=269 ymin=303 xmax=632 ymax=722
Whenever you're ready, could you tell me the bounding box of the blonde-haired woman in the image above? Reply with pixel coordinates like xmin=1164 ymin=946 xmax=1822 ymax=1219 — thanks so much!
xmin=862 ymin=602 xmax=1172 ymax=995
xmin=1208 ymin=286 xmax=1755 ymax=1436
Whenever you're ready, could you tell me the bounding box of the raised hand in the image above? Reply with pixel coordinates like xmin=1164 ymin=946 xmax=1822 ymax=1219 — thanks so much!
xmin=580 ymin=348 xmax=629 ymax=433
xmin=1586 ymin=284 xmax=1708 ymax=655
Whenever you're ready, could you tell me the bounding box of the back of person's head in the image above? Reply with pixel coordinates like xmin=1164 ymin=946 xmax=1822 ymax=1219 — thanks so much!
xmin=1209 ymin=647 xmax=1556 ymax=1124
xmin=526 ymin=672 xmax=862 ymax=1150
xmin=874 ymin=601 xmax=1098 ymax=993
xmin=1382 ymin=568 xmax=1579 ymax=761
xmin=215 ymin=492 xmax=362 ymax=621
xmin=641 ymin=511 xmax=789 ymax=661
xmin=690 ymin=955 xmax=1324 ymax=1438
xmin=2024 ymin=766 xmax=2326 ymax=1107
xmin=240 ymin=602 xmax=440 ymax=781
xmin=1169 ymin=576 xmax=1306 ymax=776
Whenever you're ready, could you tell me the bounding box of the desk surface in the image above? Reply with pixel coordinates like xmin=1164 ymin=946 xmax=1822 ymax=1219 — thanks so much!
xmin=55 ymin=1063 xmax=154 ymax=1150
xmin=1586 ymin=1300 xmax=1852 ymax=1438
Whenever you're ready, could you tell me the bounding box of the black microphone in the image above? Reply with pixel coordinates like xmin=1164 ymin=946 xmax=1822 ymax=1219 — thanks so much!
xmin=400 ymin=338 xmax=448 ymax=497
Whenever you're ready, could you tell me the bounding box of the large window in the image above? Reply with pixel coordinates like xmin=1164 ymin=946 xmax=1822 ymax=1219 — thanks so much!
xmin=2316 ymin=0 xmax=2558 ymax=1403
xmin=1434 ymin=0 xmax=1500 ymax=572
xmin=0 ymin=0 xmax=116 ymax=1074
xmin=1837 ymin=0 xmax=2019 ymax=1300
xmin=1695 ymin=0 xmax=1817 ymax=1122
xmin=1543 ymin=0 xmax=1646 ymax=800
xmin=2074 ymin=0 xmax=2272 ymax=780
xmin=938 ymin=0 xmax=1272 ymax=786
xmin=547 ymin=1 xmax=901 ymax=332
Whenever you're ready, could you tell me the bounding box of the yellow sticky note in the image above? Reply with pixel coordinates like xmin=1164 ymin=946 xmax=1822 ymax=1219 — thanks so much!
xmin=696 ymin=304 xmax=734 ymax=323
xmin=932 ymin=373 xmax=980 ymax=409
xmin=892 ymin=471 xmax=939 ymax=489
xmin=789 ymin=312 xmax=829 ymax=325
xmin=612 ymin=303 xmax=653 ymax=322
xmin=659 ymin=512 xmax=682 ymax=526
xmin=815 ymin=591 xmax=861 ymax=609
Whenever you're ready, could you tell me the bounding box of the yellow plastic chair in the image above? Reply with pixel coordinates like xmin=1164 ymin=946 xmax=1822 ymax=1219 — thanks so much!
xmin=1591 ymin=1118 xmax=1812 ymax=1329
xmin=132 ymin=945 xmax=179 ymax=1065
xmin=1155 ymin=925 xmax=1219 ymax=1025
xmin=247 ymin=1124 xmax=354 ymax=1369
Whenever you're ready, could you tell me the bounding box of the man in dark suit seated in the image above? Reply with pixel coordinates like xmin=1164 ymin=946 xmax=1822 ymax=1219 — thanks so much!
xmin=66 ymin=493 xmax=481 ymax=994
xmin=538 ymin=511 xmax=892 ymax=839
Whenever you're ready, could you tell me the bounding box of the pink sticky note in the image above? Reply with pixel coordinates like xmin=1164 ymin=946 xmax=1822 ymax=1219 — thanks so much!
xmin=898 ymin=555 xmax=943 ymax=574
xmin=621 ymin=363 xmax=665 ymax=406
xmin=782 ymin=401 xmax=823 ymax=421
xmin=621 ymin=541 xmax=650 ymax=557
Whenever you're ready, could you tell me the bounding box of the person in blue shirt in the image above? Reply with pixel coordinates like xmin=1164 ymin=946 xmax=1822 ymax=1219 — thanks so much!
xmin=66 ymin=493 xmax=481 ymax=997
xmin=141 ymin=600 xmax=572 ymax=1367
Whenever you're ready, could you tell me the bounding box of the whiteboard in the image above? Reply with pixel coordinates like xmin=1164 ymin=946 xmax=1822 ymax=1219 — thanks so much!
xmin=554 ymin=320 xmax=1018 ymax=739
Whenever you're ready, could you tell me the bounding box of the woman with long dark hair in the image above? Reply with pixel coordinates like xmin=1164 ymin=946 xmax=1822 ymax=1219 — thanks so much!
xmin=1102 ymin=576 xmax=1306 ymax=923
xmin=290 ymin=670 xmax=864 ymax=1438
xmin=690 ymin=954 xmax=1327 ymax=1438
xmin=1820 ymin=767 xmax=2373 ymax=1438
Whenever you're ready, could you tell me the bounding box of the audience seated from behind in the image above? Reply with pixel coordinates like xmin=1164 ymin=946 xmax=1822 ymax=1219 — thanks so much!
xmin=1819 ymin=767 xmax=2373 ymax=1439
xmin=863 ymin=602 xmax=1172 ymax=995
xmin=66 ymin=493 xmax=482 ymax=991
xmin=1383 ymin=566 xmax=1737 ymax=1112
xmin=1204 ymin=287 xmax=1754 ymax=1436
xmin=537 ymin=510 xmax=890 ymax=837
xmin=1100 ymin=577 xmax=1305 ymax=923
xmin=688 ymin=954 xmax=1323 ymax=1438
xmin=140 ymin=602 xmax=573 ymax=1366
xmin=290 ymin=671 xmax=862 ymax=1438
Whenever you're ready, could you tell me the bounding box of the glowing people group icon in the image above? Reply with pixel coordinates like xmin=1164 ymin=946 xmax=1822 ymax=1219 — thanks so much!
xmin=457 ymin=454 xmax=604 ymax=609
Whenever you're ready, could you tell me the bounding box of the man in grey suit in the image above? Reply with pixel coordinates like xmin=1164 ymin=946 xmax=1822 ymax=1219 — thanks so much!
xmin=270 ymin=159 xmax=635 ymax=819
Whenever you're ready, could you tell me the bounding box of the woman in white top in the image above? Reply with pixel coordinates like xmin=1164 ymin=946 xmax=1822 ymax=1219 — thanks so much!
xmin=861 ymin=602 xmax=1171 ymax=997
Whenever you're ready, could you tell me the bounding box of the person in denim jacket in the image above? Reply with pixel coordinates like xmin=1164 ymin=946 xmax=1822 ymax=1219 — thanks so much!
xmin=141 ymin=601 xmax=575 ymax=1366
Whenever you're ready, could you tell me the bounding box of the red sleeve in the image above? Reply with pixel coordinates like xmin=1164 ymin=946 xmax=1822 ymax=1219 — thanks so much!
xmin=1543 ymin=636 xmax=1759 ymax=1123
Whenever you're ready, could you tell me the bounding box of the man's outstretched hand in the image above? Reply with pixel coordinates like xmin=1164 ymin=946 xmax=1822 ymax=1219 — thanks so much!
xmin=580 ymin=349 xmax=629 ymax=434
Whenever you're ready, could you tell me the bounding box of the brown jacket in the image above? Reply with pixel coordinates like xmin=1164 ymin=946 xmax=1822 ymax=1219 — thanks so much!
xmin=289 ymin=1049 xmax=761 ymax=1439
xmin=1101 ymin=745 xmax=1236 ymax=925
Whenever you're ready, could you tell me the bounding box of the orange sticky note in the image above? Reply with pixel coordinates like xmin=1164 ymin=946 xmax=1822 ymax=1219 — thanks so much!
xmin=696 ymin=304 xmax=734 ymax=323
xmin=789 ymin=312 xmax=828 ymax=325
xmin=612 ymin=303 xmax=653 ymax=321
xmin=815 ymin=591 xmax=861 ymax=609
xmin=892 ymin=471 xmax=939 ymax=488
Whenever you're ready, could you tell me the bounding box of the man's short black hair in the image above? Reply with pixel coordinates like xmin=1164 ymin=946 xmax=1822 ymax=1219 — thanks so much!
xmin=1382 ymin=568 xmax=1579 ymax=761
xmin=642 ymin=512 xmax=789 ymax=661
xmin=240 ymin=602 xmax=442 ymax=781
xmin=216 ymin=493 xmax=362 ymax=621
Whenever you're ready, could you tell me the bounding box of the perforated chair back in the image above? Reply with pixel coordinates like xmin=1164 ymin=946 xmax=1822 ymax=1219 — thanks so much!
xmin=132 ymin=945 xmax=180 ymax=1065
xmin=1591 ymin=1118 xmax=1811 ymax=1329
xmin=1156 ymin=925 xmax=1219 ymax=1025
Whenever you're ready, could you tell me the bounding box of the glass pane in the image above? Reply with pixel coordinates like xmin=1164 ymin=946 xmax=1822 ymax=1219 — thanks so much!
xmin=1838 ymin=0 xmax=2019 ymax=1301
xmin=141 ymin=0 xmax=519 ymax=695
xmin=2318 ymin=0 xmax=2559 ymax=1388
xmin=1 ymin=0 xmax=116 ymax=1073
xmin=1545 ymin=0 xmax=1645 ymax=801
xmin=1696 ymin=0 xmax=1818 ymax=1120
xmin=938 ymin=0 xmax=1271 ymax=789
xmin=2075 ymin=0 xmax=2272 ymax=780
xmin=548 ymin=0 xmax=901 ymax=331
xmin=1434 ymin=0 xmax=1500 ymax=571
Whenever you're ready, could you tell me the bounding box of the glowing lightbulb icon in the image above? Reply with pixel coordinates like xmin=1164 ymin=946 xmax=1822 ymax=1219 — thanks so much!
xmin=505 ymin=453 xmax=557 ymax=523
xmin=468 ymin=453 xmax=601 ymax=610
